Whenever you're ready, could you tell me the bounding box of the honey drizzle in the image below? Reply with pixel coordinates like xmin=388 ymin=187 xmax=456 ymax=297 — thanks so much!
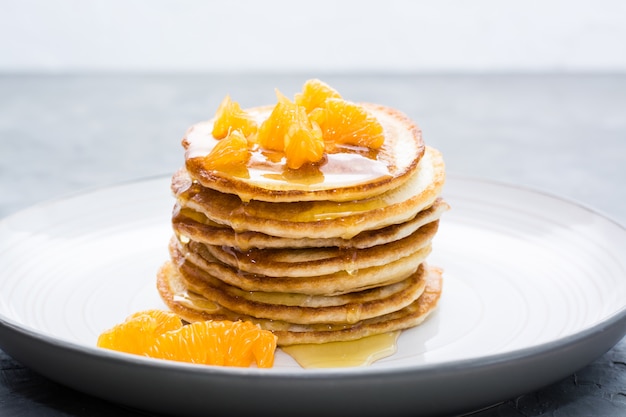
xmin=281 ymin=331 xmax=400 ymax=368
xmin=173 ymin=290 xmax=221 ymax=313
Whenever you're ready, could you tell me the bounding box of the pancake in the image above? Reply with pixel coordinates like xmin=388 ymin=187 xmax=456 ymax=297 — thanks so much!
xmin=173 ymin=146 xmax=445 ymax=240
xmin=183 ymin=103 xmax=425 ymax=203
xmin=156 ymin=260 xmax=443 ymax=345
xmin=172 ymin=197 xmax=449 ymax=250
xmin=171 ymin=260 xmax=427 ymax=325
xmin=170 ymin=237 xmax=432 ymax=295
xmin=203 ymin=220 xmax=439 ymax=278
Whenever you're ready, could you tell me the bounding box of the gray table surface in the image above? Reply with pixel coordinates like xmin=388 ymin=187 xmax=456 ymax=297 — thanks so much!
xmin=1 ymin=74 xmax=625 ymax=416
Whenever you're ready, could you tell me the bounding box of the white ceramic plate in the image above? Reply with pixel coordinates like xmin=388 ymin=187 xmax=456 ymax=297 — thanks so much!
xmin=1 ymin=176 xmax=625 ymax=417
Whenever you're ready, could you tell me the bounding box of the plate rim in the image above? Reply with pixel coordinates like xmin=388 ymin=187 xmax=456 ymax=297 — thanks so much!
xmin=446 ymin=173 xmax=626 ymax=231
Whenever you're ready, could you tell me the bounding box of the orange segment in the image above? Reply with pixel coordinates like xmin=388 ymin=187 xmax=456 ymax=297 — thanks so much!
xmin=316 ymin=98 xmax=385 ymax=150
xmin=284 ymin=106 xmax=325 ymax=169
xmin=212 ymin=95 xmax=258 ymax=139
xmin=203 ymin=129 xmax=250 ymax=171
xmin=206 ymin=80 xmax=385 ymax=172
xmin=254 ymin=90 xmax=296 ymax=151
xmin=97 ymin=310 xmax=183 ymax=355
xmin=97 ymin=311 xmax=277 ymax=368
xmin=147 ymin=320 xmax=277 ymax=368
xmin=250 ymin=329 xmax=279 ymax=369
xmin=295 ymin=79 xmax=342 ymax=113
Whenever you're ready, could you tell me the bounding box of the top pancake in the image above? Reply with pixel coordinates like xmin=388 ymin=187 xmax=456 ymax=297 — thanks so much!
xmin=182 ymin=103 xmax=425 ymax=203
xmin=173 ymin=146 xmax=445 ymax=240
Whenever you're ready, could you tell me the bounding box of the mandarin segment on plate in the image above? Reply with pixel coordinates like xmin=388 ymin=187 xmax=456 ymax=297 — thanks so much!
xmin=294 ymin=79 xmax=342 ymax=114
xmin=147 ymin=320 xmax=277 ymax=368
xmin=97 ymin=310 xmax=278 ymax=368
xmin=284 ymin=105 xmax=325 ymax=169
xmin=315 ymin=98 xmax=385 ymax=150
xmin=202 ymin=129 xmax=251 ymax=171
xmin=97 ymin=309 xmax=183 ymax=355
xmin=211 ymin=95 xmax=258 ymax=139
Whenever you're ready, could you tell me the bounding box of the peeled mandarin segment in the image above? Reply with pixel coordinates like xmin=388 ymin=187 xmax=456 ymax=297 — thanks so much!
xmin=97 ymin=310 xmax=183 ymax=355
xmin=295 ymin=79 xmax=342 ymax=113
xmin=203 ymin=322 xmax=227 ymax=365
xmin=318 ymin=98 xmax=385 ymax=150
xmin=97 ymin=315 xmax=156 ymax=355
xmin=203 ymin=129 xmax=250 ymax=171
xmin=223 ymin=322 xmax=257 ymax=367
xmin=127 ymin=309 xmax=183 ymax=335
xmin=147 ymin=320 xmax=277 ymax=368
xmin=235 ymin=322 xmax=277 ymax=369
xmin=255 ymin=90 xmax=297 ymax=151
xmin=252 ymin=329 xmax=278 ymax=368
xmin=211 ymin=95 xmax=258 ymax=139
xmin=308 ymin=107 xmax=326 ymax=126
xmin=284 ymin=106 xmax=325 ymax=169
xmin=148 ymin=322 xmax=205 ymax=364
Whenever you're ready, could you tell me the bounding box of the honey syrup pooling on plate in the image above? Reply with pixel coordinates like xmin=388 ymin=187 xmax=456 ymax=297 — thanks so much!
xmin=282 ymin=332 xmax=401 ymax=368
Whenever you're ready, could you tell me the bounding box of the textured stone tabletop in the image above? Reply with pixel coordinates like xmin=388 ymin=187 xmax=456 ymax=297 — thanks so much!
xmin=1 ymin=74 xmax=625 ymax=416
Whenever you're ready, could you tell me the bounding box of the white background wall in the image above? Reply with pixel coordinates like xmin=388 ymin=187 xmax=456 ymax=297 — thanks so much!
xmin=1 ymin=0 xmax=625 ymax=73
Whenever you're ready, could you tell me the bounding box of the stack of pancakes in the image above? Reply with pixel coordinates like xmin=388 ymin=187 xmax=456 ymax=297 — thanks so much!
xmin=157 ymin=102 xmax=448 ymax=346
